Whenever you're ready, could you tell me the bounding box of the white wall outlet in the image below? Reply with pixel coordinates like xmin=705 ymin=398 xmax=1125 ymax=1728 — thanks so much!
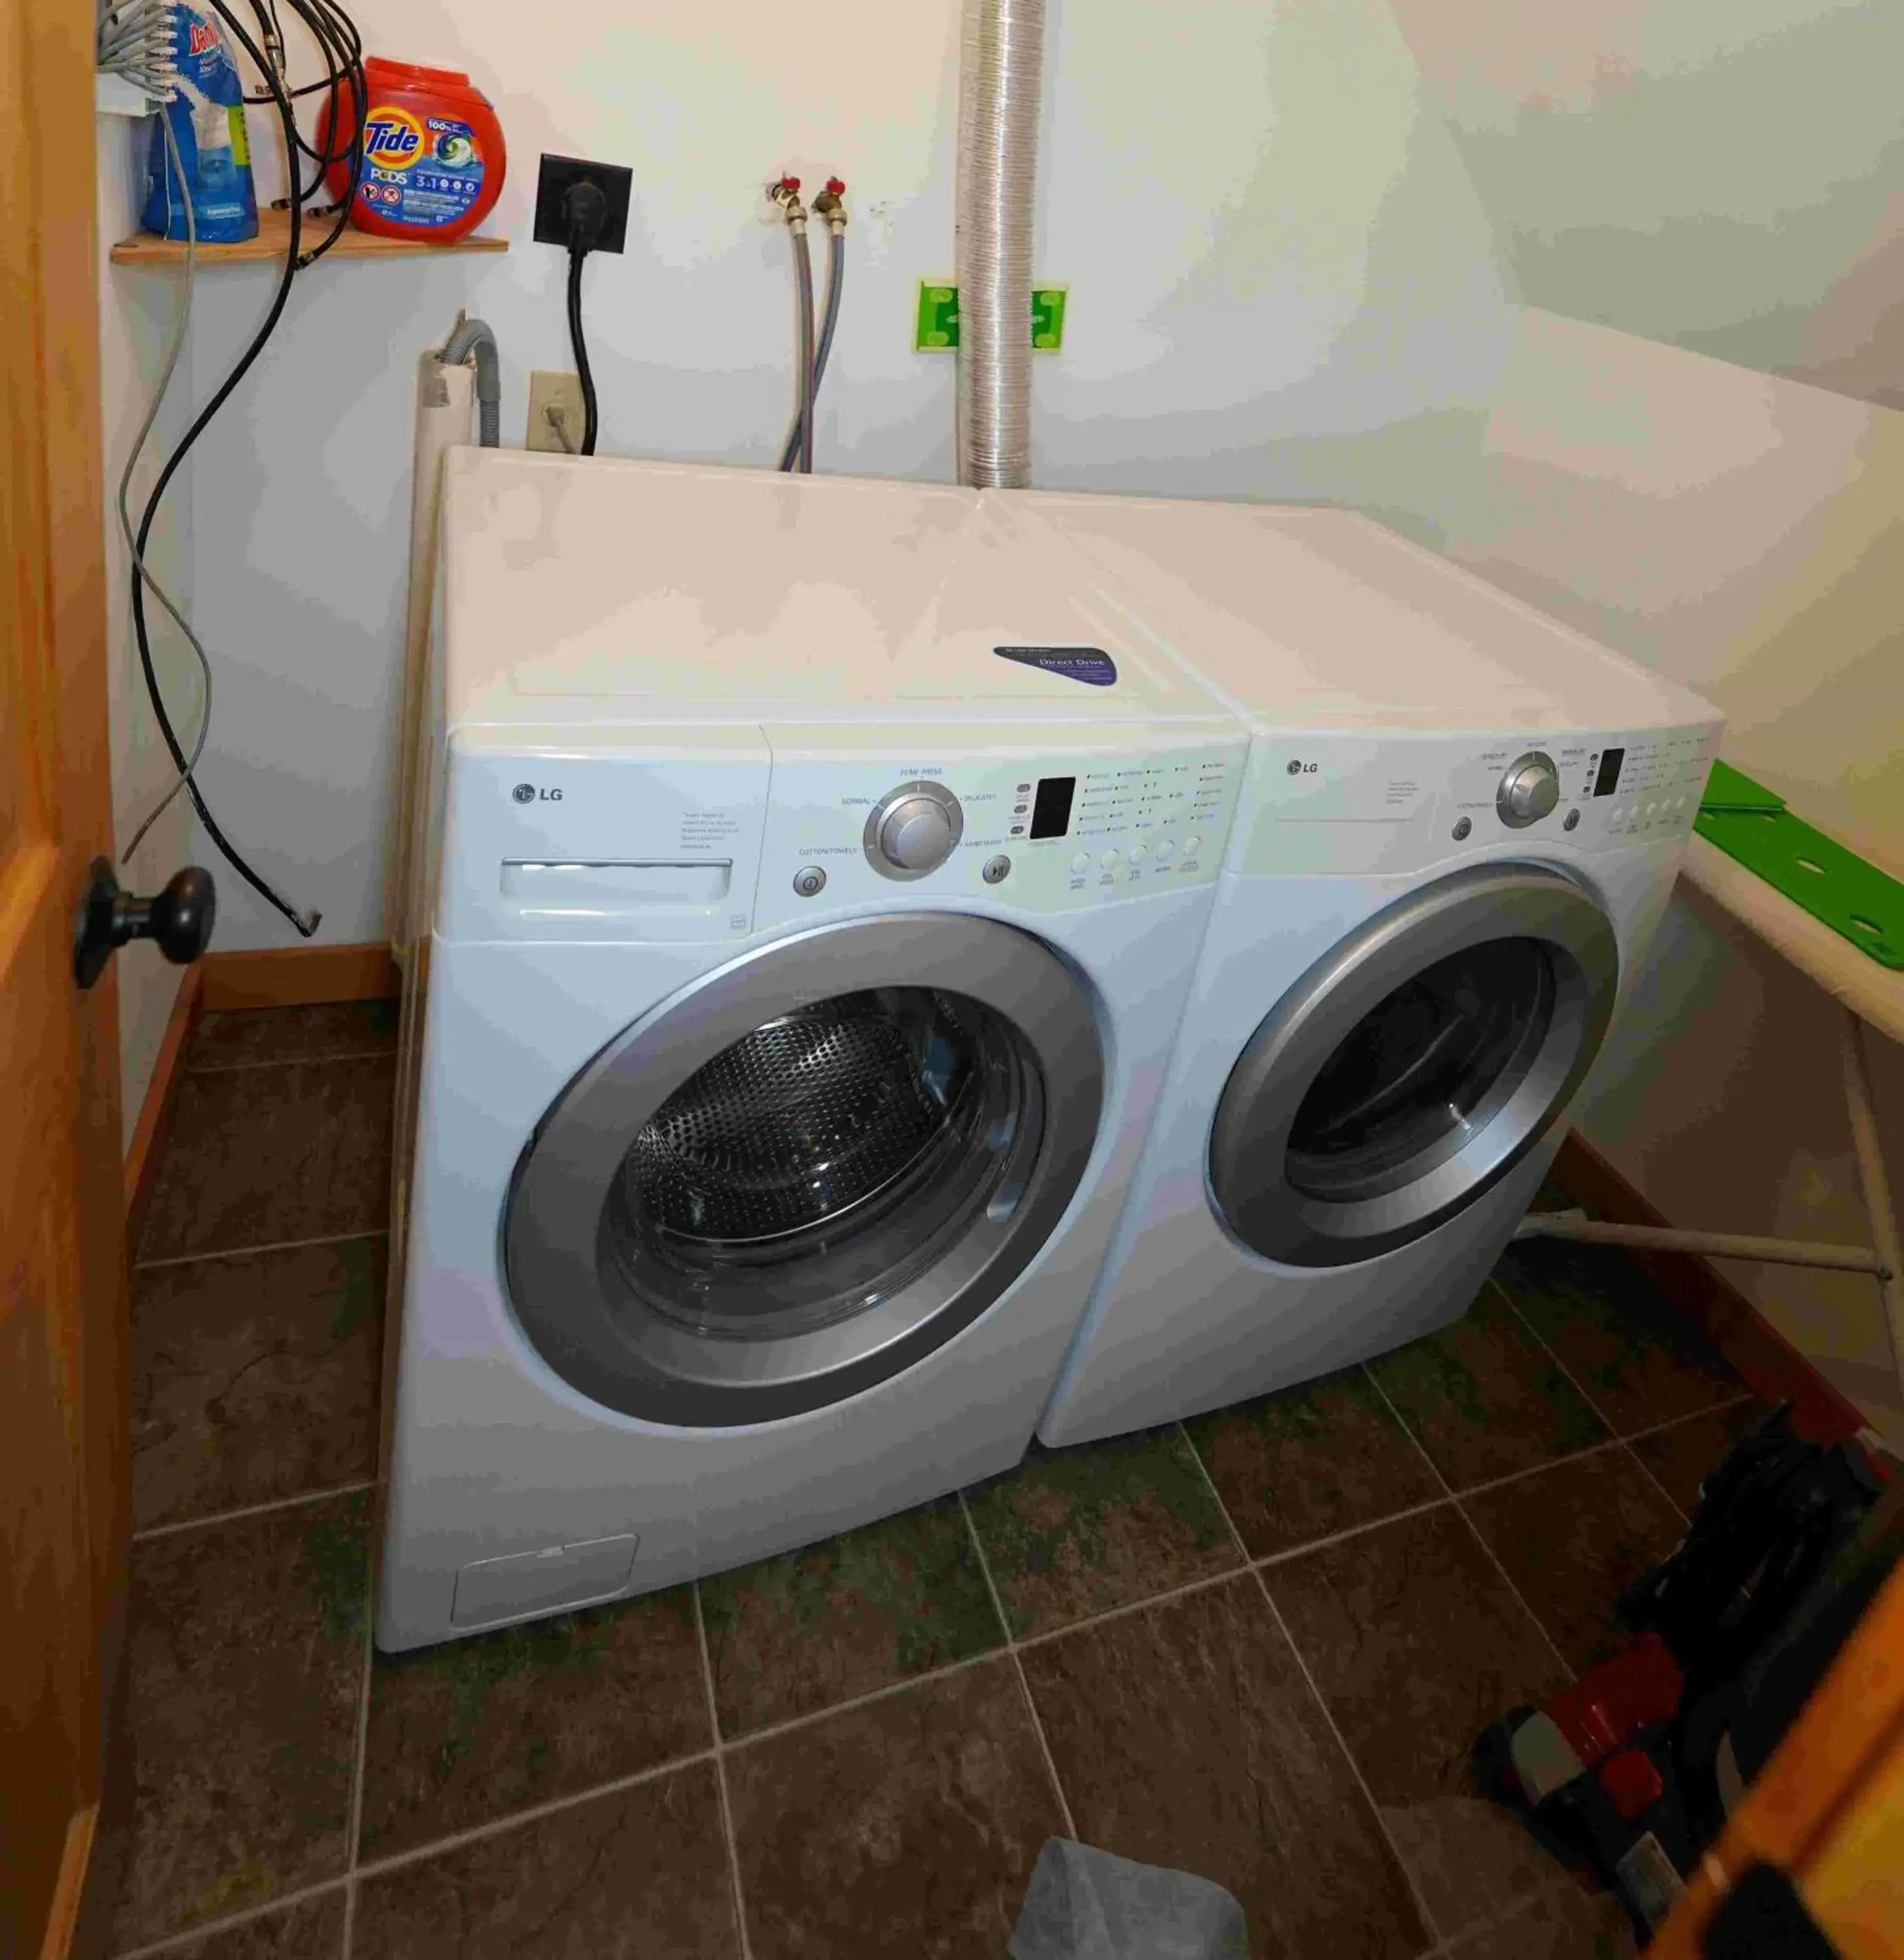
xmin=526 ymin=371 xmax=585 ymax=453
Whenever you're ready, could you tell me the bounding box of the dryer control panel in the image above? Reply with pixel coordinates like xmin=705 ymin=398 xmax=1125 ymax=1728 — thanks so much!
xmin=759 ymin=728 xmax=1247 ymax=921
xmin=1232 ymin=721 xmax=1724 ymax=877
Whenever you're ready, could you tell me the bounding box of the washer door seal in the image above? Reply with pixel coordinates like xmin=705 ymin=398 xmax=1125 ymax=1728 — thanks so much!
xmin=503 ymin=913 xmax=1104 ymax=1426
xmin=1208 ymin=863 xmax=1619 ymax=1268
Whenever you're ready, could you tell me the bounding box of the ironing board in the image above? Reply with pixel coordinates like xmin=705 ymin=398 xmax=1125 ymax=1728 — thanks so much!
xmin=1518 ymin=832 xmax=1904 ymax=1416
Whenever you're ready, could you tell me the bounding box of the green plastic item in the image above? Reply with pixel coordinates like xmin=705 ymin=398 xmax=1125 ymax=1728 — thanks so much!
xmin=912 ymin=282 xmax=1069 ymax=352
xmin=1695 ymin=762 xmax=1904 ymax=970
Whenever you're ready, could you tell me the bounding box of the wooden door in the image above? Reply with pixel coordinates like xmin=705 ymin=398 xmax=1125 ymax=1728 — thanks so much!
xmin=1 ymin=0 xmax=131 ymax=1952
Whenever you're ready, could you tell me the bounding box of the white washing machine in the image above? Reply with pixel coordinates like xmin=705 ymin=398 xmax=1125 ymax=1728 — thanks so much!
xmin=1007 ymin=492 xmax=1724 ymax=1446
xmin=377 ymin=452 xmax=1247 ymax=1650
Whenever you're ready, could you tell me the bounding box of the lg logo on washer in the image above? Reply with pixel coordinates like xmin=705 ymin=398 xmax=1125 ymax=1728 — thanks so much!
xmin=512 ymin=783 xmax=563 ymax=804
xmin=1287 ymin=759 xmax=1319 ymax=776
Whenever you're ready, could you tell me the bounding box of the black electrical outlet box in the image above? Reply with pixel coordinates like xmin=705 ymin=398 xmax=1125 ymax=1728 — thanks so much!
xmin=533 ymin=154 xmax=633 ymax=253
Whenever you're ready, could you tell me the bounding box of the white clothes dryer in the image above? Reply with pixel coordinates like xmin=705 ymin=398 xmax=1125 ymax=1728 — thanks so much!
xmin=1010 ymin=492 xmax=1723 ymax=1447
xmin=377 ymin=454 xmax=1245 ymax=1649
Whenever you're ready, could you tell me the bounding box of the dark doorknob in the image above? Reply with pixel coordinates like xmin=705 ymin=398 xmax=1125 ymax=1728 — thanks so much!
xmin=74 ymin=858 xmax=217 ymax=990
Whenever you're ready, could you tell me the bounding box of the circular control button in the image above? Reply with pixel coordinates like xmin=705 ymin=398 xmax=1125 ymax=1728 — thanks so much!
xmin=1183 ymin=834 xmax=1203 ymax=857
xmin=792 ymin=865 xmax=827 ymax=898
xmin=981 ymin=855 xmax=1011 ymax=885
xmin=1497 ymin=751 xmax=1560 ymax=828
xmin=1128 ymin=843 xmax=1149 ymax=865
xmin=1453 ymin=817 xmax=1473 ymax=841
xmin=863 ymin=780 xmax=964 ymax=879
xmin=1154 ymin=839 xmax=1176 ymax=862
xmin=1563 ymin=809 xmax=1581 ymax=832
xmin=1099 ymin=848 xmax=1121 ymax=870
xmin=1070 ymin=853 xmax=1091 ymax=875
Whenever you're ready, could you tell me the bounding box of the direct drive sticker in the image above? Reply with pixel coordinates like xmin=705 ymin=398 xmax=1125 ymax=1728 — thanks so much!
xmin=994 ymin=646 xmax=1117 ymax=687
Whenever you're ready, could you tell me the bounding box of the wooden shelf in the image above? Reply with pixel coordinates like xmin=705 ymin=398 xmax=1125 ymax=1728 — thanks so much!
xmin=111 ymin=205 xmax=508 ymax=267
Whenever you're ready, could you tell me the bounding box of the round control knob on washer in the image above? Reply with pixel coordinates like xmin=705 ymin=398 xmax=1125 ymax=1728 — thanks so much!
xmin=863 ymin=781 xmax=964 ymax=879
xmin=1496 ymin=752 xmax=1560 ymax=828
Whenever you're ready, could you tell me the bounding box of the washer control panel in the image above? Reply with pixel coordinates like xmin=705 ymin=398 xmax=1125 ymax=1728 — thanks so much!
xmin=864 ymin=780 xmax=965 ymax=879
xmin=1496 ymin=751 xmax=1560 ymax=828
xmin=761 ymin=734 xmax=1247 ymax=917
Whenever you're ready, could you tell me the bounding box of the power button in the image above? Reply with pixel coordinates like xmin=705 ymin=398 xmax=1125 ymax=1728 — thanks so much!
xmin=792 ymin=866 xmax=827 ymax=898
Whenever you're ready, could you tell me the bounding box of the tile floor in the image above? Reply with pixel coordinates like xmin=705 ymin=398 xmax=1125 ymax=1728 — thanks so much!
xmin=105 ymin=1002 xmax=1775 ymax=1960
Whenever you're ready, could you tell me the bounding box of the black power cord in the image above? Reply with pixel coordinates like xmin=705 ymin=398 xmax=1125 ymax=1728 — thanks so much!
xmin=563 ymin=180 xmax=608 ymax=455
xmin=129 ymin=0 xmax=368 ymax=936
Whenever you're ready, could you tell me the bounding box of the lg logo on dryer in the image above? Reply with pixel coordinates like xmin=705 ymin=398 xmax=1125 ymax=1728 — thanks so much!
xmin=512 ymin=783 xmax=563 ymax=803
xmin=1286 ymin=759 xmax=1319 ymax=776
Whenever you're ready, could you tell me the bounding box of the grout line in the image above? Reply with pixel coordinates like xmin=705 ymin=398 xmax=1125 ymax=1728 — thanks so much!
xmin=133 ymin=1480 xmax=380 ymax=1544
xmin=133 ymin=1227 xmax=389 ymax=1273
xmin=1359 ymin=1363 xmax=1577 ymax=1684
xmin=693 ymin=1582 xmax=755 ymax=1960
xmin=188 ymin=1049 xmax=397 ymax=1077
xmin=725 ymin=1646 xmax=1002 ymax=1753
xmin=958 ymin=1490 xmax=1078 ymax=1840
xmin=339 ymin=1531 xmax=377 ymax=1960
xmin=1175 ymin=1421 xmax=1447 ymax=1950
xmin=349 ymin=1750 xmax=718 ymax=1885
xmin=1249 ymin=1493 xmax=1453 ymax=1571
xmin=1489 ymin=1277 xmax=1624 ymax=1438
xmin=108 ymin=1879 xmax=352 ymax=1960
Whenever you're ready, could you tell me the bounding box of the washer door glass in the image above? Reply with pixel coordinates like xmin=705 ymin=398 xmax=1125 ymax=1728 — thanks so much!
xmin=1209 ymin=864 xmax=1618 ymax=1268
xmin=608 ymin=987 xmax=1027 ymax=1340
xmin=503 ymin=915 xmax=1103 ymax=1427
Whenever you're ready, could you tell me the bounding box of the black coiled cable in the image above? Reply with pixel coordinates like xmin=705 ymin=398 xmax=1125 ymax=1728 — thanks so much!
xmin=131 ymin=0 xmax=367 ymax=934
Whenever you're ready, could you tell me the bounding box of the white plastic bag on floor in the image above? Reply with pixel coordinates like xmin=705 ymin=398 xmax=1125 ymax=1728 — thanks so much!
xmin=1009 ymin=1838 xmax=1248 ymax=1959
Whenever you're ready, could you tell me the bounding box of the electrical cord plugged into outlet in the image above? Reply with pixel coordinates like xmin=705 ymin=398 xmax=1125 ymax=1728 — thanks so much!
xmin=533 ymin=154 xmax=633 ymax=459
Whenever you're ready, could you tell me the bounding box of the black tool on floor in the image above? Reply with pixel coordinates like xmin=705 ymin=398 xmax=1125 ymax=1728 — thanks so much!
xmin=1473 ymin=1406 xmax=1897 ymax=1945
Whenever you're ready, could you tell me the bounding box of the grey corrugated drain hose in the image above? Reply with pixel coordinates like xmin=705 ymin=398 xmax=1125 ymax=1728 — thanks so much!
xmin=440 ymin=316 xmax=501 ymax=448
xmin=956 ymin=0 xmax=1045 ymax=487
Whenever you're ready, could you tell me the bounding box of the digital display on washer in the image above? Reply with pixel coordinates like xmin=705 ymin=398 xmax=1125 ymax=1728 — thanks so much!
xmin=1030 ymin=777 xmax=1077 ymax=840
xmin=1594 ymin=749 xmax=1626 ymax=798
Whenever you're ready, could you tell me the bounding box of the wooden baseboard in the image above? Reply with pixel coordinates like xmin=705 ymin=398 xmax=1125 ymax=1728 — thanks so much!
xmin=122 ymin=968 xmax=201 ymax=1253
xmin=199 ymin=942 xmax=399 ymax=1010
xmin=1552 ymin=1130 xmax=1870 ymax=1446
xmin=37 ymin=1804 xmax=95 ymax=1960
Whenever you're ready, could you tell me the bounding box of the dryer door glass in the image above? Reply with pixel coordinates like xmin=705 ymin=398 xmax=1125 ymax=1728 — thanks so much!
xmin=1209 ymin=864 xmax=1620 ymax=1268
xmin=502 ymin=914 xmax=1103 ymax=1427
xmin=1286 ymin=938 xmax=1554 ymax=1204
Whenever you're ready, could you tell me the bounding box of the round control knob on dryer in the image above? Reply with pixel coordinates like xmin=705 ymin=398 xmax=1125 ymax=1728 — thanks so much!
xmin=864 ymin=781 xmax=964 ymax=879
xmin=1496 ymin=752 xmax=1560 ymax=828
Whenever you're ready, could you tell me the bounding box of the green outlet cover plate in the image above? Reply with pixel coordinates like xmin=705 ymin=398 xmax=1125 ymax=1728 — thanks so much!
xmin=914 ymin=282 xmax=1068 ymax=352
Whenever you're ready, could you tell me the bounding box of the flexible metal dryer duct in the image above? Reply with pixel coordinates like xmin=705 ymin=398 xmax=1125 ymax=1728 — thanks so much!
xmin=956 ymin=0 xmax=1045 ymax=487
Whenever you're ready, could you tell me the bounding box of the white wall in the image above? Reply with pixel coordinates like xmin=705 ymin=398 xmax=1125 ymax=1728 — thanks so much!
xmin=97 ymin=114 xmax=198 ymax=1149
xmin=1429 ymin=306 xmax=1904 ymax=1446
xmin=172 ymin=0 xmax=1511 ymax=947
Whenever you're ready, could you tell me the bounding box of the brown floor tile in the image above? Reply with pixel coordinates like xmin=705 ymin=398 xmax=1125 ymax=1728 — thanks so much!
xmin=726 ymin=1657 xmax=1060 ymax=1959
xmin=1442 ymin=1882 xmax=1638 ymax=1957
xmin=1496 ymin=1243 xmax=1743 ymax=1433
xmin=1365 ymin=1285 xmax=1609 ymax=1490
xmin=358 ymin=1584 xmax=708 ymax=1861
xmin=1628 ymin=1401 xmax=1767 ymax=1516
xmin=108 ymin=1493 xmax=367 ymax=1948
xmin=964 ymin=1427 xmax=1238 ymax=1637
xmin=131 ymin=1237 xmax=382 ymax=1531
xmin=352 ymin=1763 xmax=736 ymax=1959
xmin=189 ymin=1000 xmax=399 ymax=1070
xmin=139 ymin=1055 xmax=396 ymax=1262
xmin=1264 ymin=1506 xmax=1573 ymax=1940
xmin=1022 ymin=1573 xmax=1429 ymax=1959
xmin=1186 ymin=1366 xmax=1444 ymax=1559
xmin=1463 ymin=1452 xmax=1684 ymax=1673
xmin=702 ymin=1499 xmax=1003 ymax=1739
xmin=144 ymin=1888 xmax=348 ymax=1959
